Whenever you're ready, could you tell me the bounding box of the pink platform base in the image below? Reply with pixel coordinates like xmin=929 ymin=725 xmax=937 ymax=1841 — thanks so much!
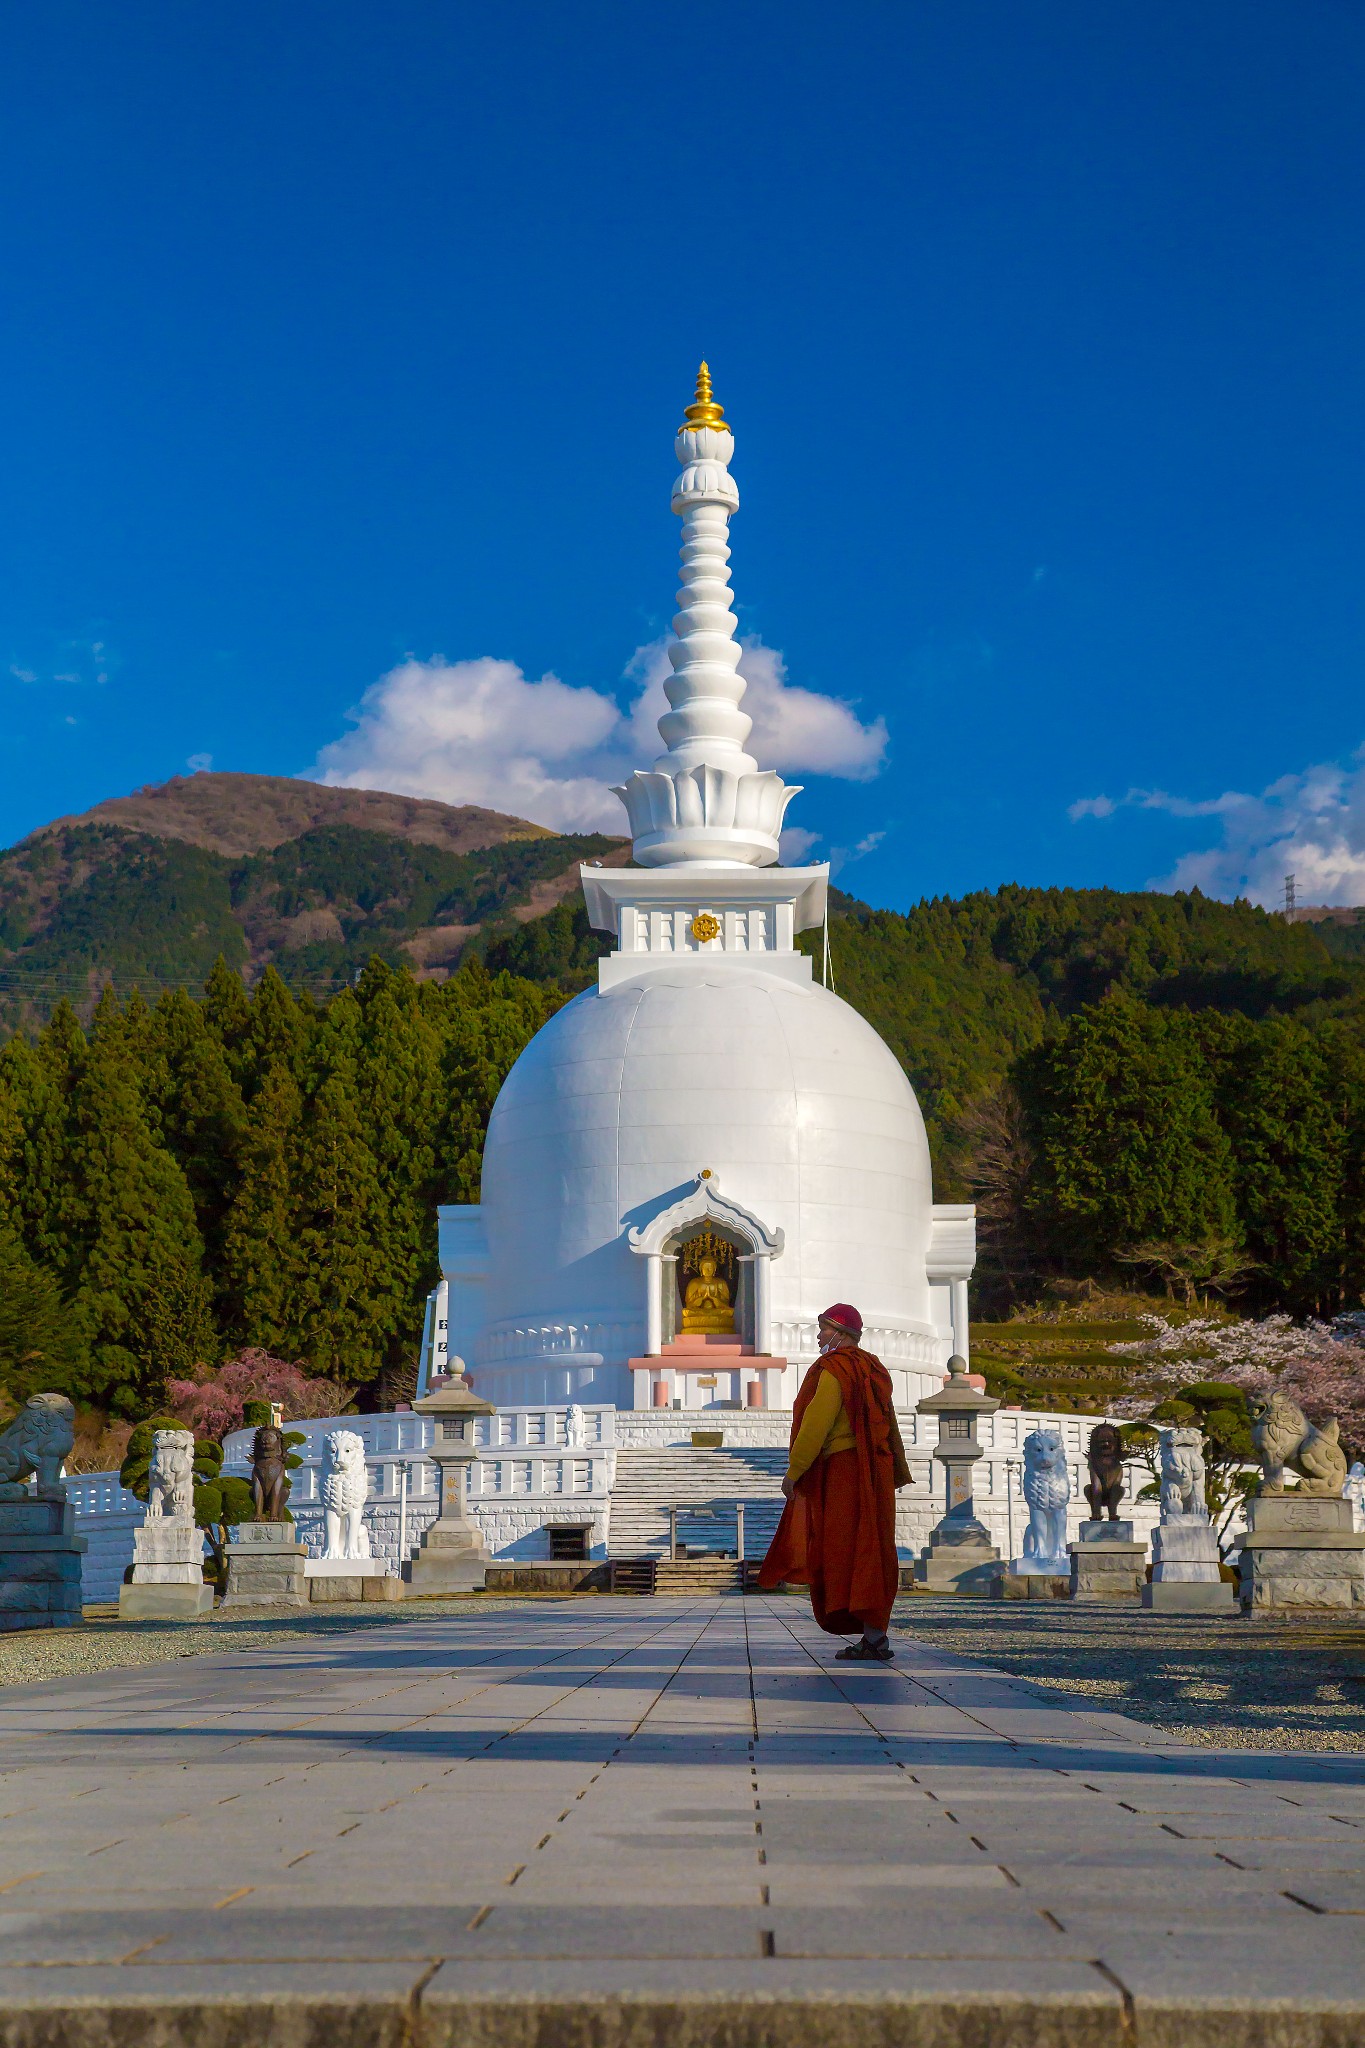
xmin=629 ymin=1338 xmax=789 ymax=1412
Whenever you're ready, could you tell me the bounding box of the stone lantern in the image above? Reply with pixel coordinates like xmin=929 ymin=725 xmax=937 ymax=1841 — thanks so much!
xmin=913 ymin=1355 xmax=1002 ymax=1594
xmin=402 ymin=1376 xmax=497 ymax=1594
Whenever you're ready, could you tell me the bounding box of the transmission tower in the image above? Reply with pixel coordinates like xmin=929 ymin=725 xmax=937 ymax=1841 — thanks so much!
xmin=1284 ymin=873 xmax=1297 ymax=922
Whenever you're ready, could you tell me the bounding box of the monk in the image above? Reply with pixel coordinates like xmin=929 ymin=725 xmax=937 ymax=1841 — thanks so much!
xmin=758 ymin=1303 xmax=911 ymax=1661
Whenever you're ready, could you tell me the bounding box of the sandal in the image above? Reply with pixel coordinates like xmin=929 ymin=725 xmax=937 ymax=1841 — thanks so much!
xmin=836 ymin=1636 xmax=894 ymax=1662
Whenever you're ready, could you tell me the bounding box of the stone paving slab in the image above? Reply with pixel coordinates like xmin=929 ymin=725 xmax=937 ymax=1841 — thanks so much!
xmin=0 ymin=1593 xmax=1361 ymax=2044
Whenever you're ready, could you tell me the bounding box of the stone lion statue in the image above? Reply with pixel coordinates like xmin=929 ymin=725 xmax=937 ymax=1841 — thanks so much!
xmin=1020 ymin=1429 xmax=1070 ymax=1567
xmin=250 ymin=1426 xmax=290 ymax=1521
xmin=147 ymin=1429 xmax=196 ymax=1520
xmin=1084 ymin=1422 xmax=1125 ymax=1522
xmin=1248 ymin=1390 xmax=1348 ymax=1497
xmin=0 ymin=1392 xmax=75 ymax=1501
xmin=321 ymin=1429 xmax=371 ymax=1560
xmin=1159 ymin=1426 xmax=1207 ymax=1520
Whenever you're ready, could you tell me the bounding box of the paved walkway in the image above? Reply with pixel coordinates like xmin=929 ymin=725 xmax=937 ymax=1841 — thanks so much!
xmin=0 ymin=1596 xmax=1362 ymax=2046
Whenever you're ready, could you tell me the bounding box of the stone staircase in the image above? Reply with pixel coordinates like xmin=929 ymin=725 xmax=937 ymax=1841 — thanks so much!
xmin=608 ymin=1443 xmax=788 ymax=1565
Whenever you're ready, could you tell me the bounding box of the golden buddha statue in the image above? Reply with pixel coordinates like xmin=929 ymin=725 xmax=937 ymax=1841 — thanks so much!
xmin=681 ymin=1254 xmax=734 ymax=1335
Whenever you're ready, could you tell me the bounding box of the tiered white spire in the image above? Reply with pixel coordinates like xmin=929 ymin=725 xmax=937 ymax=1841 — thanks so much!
xmin=613 ymin=365 xmax=799 ymax=867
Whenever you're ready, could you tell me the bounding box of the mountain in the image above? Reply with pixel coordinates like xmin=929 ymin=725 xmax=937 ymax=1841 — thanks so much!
xmin=0 ymin=772 xmax=628 ymax=1022
xmin=40 ymin=771 xmax=556 ymax=859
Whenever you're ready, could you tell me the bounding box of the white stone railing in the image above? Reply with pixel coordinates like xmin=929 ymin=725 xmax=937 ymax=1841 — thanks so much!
xmin=64 ymin=1474 xmax=142 ymax=1516
xmin=71 ymin=1406 xmax=620 ymax=1592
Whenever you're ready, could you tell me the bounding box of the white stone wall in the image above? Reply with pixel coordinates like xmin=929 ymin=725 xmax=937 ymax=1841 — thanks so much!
xmin=64 ymin=1478 xmax=146 ymax=1603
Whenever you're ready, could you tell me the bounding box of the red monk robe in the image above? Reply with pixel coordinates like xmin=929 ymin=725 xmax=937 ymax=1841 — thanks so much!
xmin=758 ymin=1309 xmax=911 ymax=1641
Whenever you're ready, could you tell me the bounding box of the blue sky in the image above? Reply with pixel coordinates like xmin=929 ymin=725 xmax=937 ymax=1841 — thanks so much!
xmin=2 ymin=3 xmax=1364 ymax=911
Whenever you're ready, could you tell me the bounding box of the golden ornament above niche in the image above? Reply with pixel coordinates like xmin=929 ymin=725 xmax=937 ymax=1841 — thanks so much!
xmin=690 ymin=911 xmax=720 ymax=944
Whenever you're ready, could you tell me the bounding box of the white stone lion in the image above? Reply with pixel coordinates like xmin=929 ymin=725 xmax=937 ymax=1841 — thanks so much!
xmin=1248 ymin=1390 xmax=1349 ymax=1497
xmin=321 ymin=1429 xmax=371 ymax=1560
xmin=0 ymin=1393 xmax=75 ymax=1501
xmin=1020 ymin=1429 xmax=1070 ymax=1570
xmin=147 ymin=1429 xmax=196 ymax=1520
xmin=1159 ymin=1426 xmax=1207 ymax=1520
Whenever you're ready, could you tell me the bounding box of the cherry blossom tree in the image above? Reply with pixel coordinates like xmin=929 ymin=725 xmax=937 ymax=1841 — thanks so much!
xmin=164 ymin=1350 xmax=348 ymax=1440
xmin=1107 ymin=1314 xmax=1365 ymax=1461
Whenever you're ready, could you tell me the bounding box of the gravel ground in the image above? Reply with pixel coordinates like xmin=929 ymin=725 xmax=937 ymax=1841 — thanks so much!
xmin=0 ymin=1595 xmax=523 ymax=1691
xmin=891 ymin=1593 xmax=1365 ymax=1751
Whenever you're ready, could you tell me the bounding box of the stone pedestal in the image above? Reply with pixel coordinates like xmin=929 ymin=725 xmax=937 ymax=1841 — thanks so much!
xmin=119 ymin=1514 xmax=213 ymax=1620
xmin=990 ymin=1570 xmax=1070 ymax=1601
xmin=305 ymin=1556 xmax=391 ymax=1604
xmin=1234 ymin=1494 xmax=1365 ymax=1611
xmin=1141 ymin=1512 xmax=1234 ymax=1613
xmin=0 ymin=1497 xmax=85 ymax=1632
xmin=1012 ymin=1552 xmax=1070 ymax=1577
xmin=1068 ymin=1520 xmax=1147 ymax=1602
xmin=916 ymin=1509 xmax=1001 ymax=1595
xmin=222 ymin=1521 xmax=308 ymax=1609
xmin=403 ymin=1512 xmax=489 ymax=1595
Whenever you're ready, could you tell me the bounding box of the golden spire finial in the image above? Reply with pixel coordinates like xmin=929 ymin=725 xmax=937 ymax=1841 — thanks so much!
xmin=679 ymin=360 xmax=730 ymax=435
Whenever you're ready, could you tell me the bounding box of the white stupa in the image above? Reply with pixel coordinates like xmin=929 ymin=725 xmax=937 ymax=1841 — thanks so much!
xmin=436 ymin=366 xmax=975 ymax=1419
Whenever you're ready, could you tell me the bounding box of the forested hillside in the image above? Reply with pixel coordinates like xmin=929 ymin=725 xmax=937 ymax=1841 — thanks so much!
xmin=0 ymin=958 xmax=559 ymax=1419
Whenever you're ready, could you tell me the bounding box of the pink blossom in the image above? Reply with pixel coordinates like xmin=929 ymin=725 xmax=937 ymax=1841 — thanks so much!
xmin=164 ymin=1352 xmax=348 ymax=1440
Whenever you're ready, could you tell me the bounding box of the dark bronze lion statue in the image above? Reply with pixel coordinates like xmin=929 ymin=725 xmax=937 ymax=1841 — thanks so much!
xmin=1084 ymin=1422 xmax=1125 ymax=1522
xmin=250 ymin=1426 xmax=291 ymax=1521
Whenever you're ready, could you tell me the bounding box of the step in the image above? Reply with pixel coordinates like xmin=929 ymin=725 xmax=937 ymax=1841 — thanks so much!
xmin=655 ymin=1560 xmax=745 ymax=1594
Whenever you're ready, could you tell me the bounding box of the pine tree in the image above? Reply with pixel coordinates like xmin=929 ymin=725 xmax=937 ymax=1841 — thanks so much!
xmin=219 ymin=1061 xmax=303 ymax=1353
xmin=1020 ymin=989 xmax=1238 ymax=1274
xmin=0 ymin=1226 xmax=85 ymax=1403
xmin=434 ymin=958 xmax=554 ymax=1202
xmin=354 ymin=961 xmax=443 ymax=1377
xmin=287 ymin=1057 xmax=390 ymax=1387
xmin=1207 ymin=1015 xmax=1345 ymax=1315
xmin=241 ymin=967 xmax=310 ymax=1098
xmin=147 ymin=986 xmax=248 ymax=1296
xmin=201 ymin=955 xmax=252 ymax=1074
xmin=1 ymin=1011 xmax=84 ymax=1282
xmin=65 ymin=1004 xmax=214 ymax=1415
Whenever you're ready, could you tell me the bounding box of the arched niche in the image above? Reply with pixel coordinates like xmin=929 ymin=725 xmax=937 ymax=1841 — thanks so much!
xmin=628 ymin=1174 xmax=784 ymax=1357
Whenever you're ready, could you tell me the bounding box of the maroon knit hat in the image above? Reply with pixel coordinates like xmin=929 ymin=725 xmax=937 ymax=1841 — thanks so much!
xmin=818 ymin=1302 xmax=863 ymax=1339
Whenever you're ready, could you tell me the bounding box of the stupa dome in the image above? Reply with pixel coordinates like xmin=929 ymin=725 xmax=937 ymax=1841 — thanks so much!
xmin=474 ymin=962 xmax=940 ymax=1406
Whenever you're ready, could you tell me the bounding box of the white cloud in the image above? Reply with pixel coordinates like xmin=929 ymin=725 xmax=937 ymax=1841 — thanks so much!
xmin=779 ymin=826 xmax=820 ymax=863
xmin=827 ymin=829 xmax=886 ymax=877
xmin=1070 ymin=746 xmax=1365 ymax=907
xmin=308 ymin=637 xmax=888 ymax=834
xmin=187 ymin=752 xmax=213 ymax=774
xmin=8 ymin=637 xmax=112 ymax=690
